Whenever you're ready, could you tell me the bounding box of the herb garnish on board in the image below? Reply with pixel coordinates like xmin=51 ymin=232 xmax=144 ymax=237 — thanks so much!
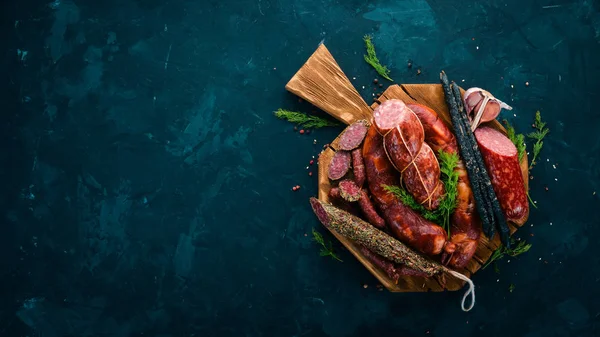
xmin=363 ymin=35 xmax=393 ymax=82
xmin=481 ymin=239 xmax=532 ymax=270
xmin=274 ymin=109 xmax=340 ymax=128
xmin=383 ymin=150 xmax=460 ymax=236
xmin=504 ymin=120 xmax=526 ymax=162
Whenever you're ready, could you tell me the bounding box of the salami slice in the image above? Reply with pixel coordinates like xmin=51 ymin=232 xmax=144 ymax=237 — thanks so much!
xmin=339 ymin=120 xmax=370 ymax=151
xmin=328 ymin=150 xmax=351 ymax=181
xmin=338 ymin=179 xmax=361 ymax=202
xmin=474 ymin=126 xmax=528 ymax=225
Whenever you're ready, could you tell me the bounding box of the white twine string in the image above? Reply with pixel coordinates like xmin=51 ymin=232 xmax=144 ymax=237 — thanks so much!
xmin=447 ymin=270 xmax=476 ymax=312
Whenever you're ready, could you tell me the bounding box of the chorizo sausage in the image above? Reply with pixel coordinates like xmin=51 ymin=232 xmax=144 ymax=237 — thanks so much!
xmin=362 ymin=125 xmax=454 ymax=256
xmin=408 ymin=103 xmax=481 ymax=269
xmin=373 ymin=100 xmax=445 ymax=210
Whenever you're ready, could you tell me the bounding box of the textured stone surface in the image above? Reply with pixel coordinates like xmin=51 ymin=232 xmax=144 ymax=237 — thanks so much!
xmin=2 ymin=0 xmax=599 ymax=336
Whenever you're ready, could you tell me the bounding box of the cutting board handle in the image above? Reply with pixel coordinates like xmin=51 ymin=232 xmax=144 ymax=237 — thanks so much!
xmin=285 ymin=44 xmax=373 ymax=126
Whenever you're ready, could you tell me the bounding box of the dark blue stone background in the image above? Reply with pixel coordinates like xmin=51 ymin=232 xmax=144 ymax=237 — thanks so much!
xmin=2 ymin=0 xmax=599 ymax=336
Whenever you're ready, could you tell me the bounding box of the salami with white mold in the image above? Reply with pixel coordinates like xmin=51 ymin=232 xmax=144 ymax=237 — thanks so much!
xmin=328 ymin=150 xmax=351 ymax=181
xmin=474 ymin=126 xmax=528 ymax=225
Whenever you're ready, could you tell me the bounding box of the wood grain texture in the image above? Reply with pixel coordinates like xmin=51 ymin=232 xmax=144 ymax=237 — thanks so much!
xmin=291 ymin=44 xmax=529 ymax=292
xmin=285 ymin=44 xmax=372 ymax=125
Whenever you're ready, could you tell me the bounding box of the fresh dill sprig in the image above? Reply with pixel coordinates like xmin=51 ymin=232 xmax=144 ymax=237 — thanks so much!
xmin=274 ymin=109 xmax=340 ymax=129
xmin=482 ymin=239 xmax=532 ymax=270
xmin=311 ymin=228 xmax=343 ymax=262
xmin=527 ymin=111 xmax=549 ymax=169
xmin=504 ymin=120 xmax=526 ymax=162
xmin=382 ymin=150 xmax=460 ymax=236
xmin=509 ymin=284 xmax=515 ymax=293
xmin=363 ymin=35 xmax=393 ymax=82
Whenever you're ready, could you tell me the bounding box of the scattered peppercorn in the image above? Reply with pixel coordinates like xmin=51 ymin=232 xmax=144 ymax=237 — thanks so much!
xmin=309 ymin=172 xmax=313 ymax=176
xmin=373 ymin=79 xmax=378 ymax=84
xmin=545 ymin=187 xmax=549 ymax=191
xmin=407 ymin=61 xmax=412 ymax=68
xmin=363 ymin=284 xmax=368 ymax=289
xmin=379 ymin=83 xmax=383 ymax=88
xmin=299 ymin=129 xmax=305 ymax=134
xmin=310 ymin=160 xmax=314 ymax=165
xmin=525 ymin=82 xmax=530 ymax=87
xmin=417 ymin=69 xmax=422 ymax=75
xmin=306 ymin=129 xmax=311 ymax=134
xmin=376 ymin=93 xmax=381 ymax=97
xmin=530 ymin=175 xmax=534 ymax=180
xmin=292 ymin=186 xmax=297 ymax=191
xmin=294 ymin=126 xmax=298 ymax=131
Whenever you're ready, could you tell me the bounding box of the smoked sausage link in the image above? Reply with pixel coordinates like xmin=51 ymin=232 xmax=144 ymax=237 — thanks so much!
xmin=362 ymin=125 xmax=454 ymax=256
xmin=373 ymin=100 xmax=445 ymax=210
xmin=408 ymin=103 xmax=482 ymax=269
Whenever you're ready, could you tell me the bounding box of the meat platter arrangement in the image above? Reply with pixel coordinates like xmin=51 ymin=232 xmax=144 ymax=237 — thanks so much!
xmin=285 ymin=44 xmax=530 ymax=311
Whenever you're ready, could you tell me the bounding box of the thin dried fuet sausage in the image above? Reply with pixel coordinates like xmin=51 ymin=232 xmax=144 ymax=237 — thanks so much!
xmin=357 ymin=190 xmax=386 ymax=229
xmin=351 ymin=148 xmax=366 ymax=187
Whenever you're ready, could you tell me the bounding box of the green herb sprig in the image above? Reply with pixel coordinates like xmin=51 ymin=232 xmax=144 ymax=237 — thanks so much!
xmin=527 ymin=111 xmax=549 ymax=169
xmin=509 ymin=284 xmax=515 ymax=293
xmin=482 ymin=239 xmax=532 ymax=270
xmin=312 ymin=228 xmax=343 ymax=262
xmin=504 ymin=120 xmax=526 ymax=162
xmin=363 ymin=35 xmax=393 ymax=82
xmin=383 ymin=150 xmax=460 ymax=236
xmin=274 ymin=109 xmax=340 ymax=129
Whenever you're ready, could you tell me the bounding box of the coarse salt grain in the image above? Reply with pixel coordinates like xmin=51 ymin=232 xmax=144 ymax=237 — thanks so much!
xmin=497 ymin=279 xmax=499 ymax=282
xmin=550 ymin=222 xmax=553 ymax=226
xmin=476 ymin=46 xmax=479 ymax=50
xmin=531 ymin=224 xmax=534 ymax=227
xmin=553 ymin=164 xmax=556 ymax=169
xmin=507 ymin=260 xmax=511 ymax=263
xmin=353 ymin=77 xmax=356 ymax=80
xmin=555 ymin=178 xmax=558 ymax=181
xmin=362 ymin=86 xmax=365 ymax=89
xmin=539 ymin=258 xmax=542 ymax=261
xmin=547 ymin=159 xmax=549 ymax=162
xmin=511 ymin=84 xmax=514 ymax=88
xmin=513 ymin=114 xmax=517 ymax=117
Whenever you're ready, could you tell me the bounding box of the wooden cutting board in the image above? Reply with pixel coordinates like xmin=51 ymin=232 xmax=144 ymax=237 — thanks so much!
xmin=286 ymin=43 xmax=529 ymax=292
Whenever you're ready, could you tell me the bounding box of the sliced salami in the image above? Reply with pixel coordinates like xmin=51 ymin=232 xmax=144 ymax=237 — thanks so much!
xmin=339 ymin=119 xmax=370 ymax=151
xmin=327 ymin=150 xmax=351 ymax=181
xmin=474 ymin=126 xmax=528 ymax=225
xmin=338 ymin=179 xmax=361 ymax=202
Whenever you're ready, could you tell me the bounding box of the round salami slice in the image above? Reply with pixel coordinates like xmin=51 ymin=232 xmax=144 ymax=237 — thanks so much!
xmin=338 ymin=179 xmax=361 ymax=202
xmin=339 ymin=120 xmax=370 ymax=151
xmin=327 ymin=150 xmax=352 ymax=181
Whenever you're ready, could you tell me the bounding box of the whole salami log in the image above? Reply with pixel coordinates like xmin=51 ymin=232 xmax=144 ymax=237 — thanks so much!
xmin=408 ymin=103 xmax=481 ymax=269
xmin=351 ymin=148 xmax=366 ymax=187
xmin=328 ymin=150 xmax=351 ymax=181
xmin=373 ymin=100 xmax=445 ymax=210
xmin=309 ymin=197 xmax=475 ymax=312
xmin=474 ymin=126 xmax=528 ymax=225
xmin=362 ymin=125 xmax=454 ymax=256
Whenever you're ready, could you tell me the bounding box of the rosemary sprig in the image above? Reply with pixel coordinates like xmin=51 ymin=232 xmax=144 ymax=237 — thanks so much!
xmin=363 ymin=35 xmax=393 ymax=82
xmin=312 ymin=228 xmax=343 ymax=262
xmin=274 ymin=109 xmax=340 ymax=129
xmin=482 ymin=239 xmax=532 ymax=270
xmin=527 ymin=111 xmax=549 ymax=169
xmin=382 ymin=150 xmax=459 ymax=236
xmin=504 ymin=120 xmax=526 ymax=162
